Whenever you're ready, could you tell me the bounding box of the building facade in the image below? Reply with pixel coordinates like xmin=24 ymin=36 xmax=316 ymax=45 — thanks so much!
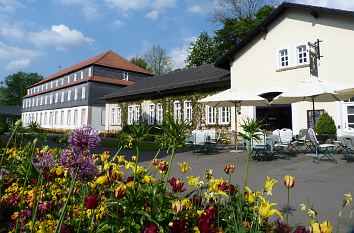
xmin=216 ymin=2 xmax=354 ymax=136
xmin=21 ymin=51 xmax=151 ymax=131
xmin=102 ymin=64 xmax=232 ymax=135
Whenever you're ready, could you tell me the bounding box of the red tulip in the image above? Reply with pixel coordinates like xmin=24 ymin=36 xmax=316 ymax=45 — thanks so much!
xmin=85 ymin=194 xmax=99 ymax=209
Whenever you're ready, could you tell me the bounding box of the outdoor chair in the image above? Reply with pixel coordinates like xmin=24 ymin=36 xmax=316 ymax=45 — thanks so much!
xmin=191 ymin=130 xmax=219 ymax=155
xmin=294 ymin=129 xmax=313 ymax=153
xmin=273 ymin=128 xmax=297 ymax=158
xmin=191 ymin=130 xmax=206 ymax=154
xmin=335 ymin=137 xmax=354 ymax=161
xmin=251 ymin=132 xmax=273 ymax=161
xmin=308 ymin=128 xmax=337 ymax=163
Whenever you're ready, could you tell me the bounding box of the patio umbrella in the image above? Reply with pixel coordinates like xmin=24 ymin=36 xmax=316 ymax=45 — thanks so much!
xmin=271 ymin=78 xmax=353 ymax=131
xmin=335 ymin=84 xmax=354 ymax=95
xmin=199 ymin=88 xmax=269 ymax=152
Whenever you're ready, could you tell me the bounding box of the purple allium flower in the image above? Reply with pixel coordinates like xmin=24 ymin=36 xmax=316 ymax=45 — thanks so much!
xmin=32 ymin=151 xmax=56 ymax=173
xmin=68 ymin=125 xmax=100 ymax=152
xmin=77 ymin=159 xmax=99 ymax=183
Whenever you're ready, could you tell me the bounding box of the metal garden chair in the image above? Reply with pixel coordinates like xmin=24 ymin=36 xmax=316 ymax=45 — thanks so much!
xmin=308 ymin=128 xmax=337 ymax=163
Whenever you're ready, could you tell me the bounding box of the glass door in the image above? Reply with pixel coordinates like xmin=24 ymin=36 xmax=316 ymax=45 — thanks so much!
xmin=342 ymin=98 xmax=354 ymax=130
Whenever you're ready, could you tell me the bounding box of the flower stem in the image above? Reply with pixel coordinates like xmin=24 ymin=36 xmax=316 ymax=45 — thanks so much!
xmin=55 ymin=172 xmax=77 ymax=233
xmin=336 ymin=209 xmax=343 ymax=233
xmin=30 ymin=174 xmax=43 ymax=233
xmin=146 ymin=148 xmax=161 ymax=172
xmin=77 ymin=184 xmax=87 ymax=232
xmin=164 ymin=146 xmax=175 ymax=191
xmin=133 ymin=145 xmax=139 ymax=191
xmin=243 ymin=139 xmax=251 ymax=193
xmin=0 ymin=124 xmax=18 ymax=168
xmin=286 ymin=188 xmax=290 ymax=225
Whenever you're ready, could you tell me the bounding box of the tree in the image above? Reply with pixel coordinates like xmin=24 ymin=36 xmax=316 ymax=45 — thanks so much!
xmin=129 ymin=56 xmax=151 ymax=72
xmin=214 ymin=4 xmax=276 ymax=56
xmin=143 ymin=45 xmax=173 ymax=75
xmin=185 ymin=32 xmax=220 ymax=67
xmin=0 ymin=72 xmax=43 ymax=105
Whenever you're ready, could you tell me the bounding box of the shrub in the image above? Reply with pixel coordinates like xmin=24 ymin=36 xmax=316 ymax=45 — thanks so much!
xmin=316 ymin=112 xmax=337 ymax=135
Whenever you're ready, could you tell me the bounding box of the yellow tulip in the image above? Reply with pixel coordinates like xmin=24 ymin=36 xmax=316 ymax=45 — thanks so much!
xmin=300 ymin=203 xmax=307 ymax=211
xmin=178 ymin=162 xmax=191 ymax=174
xmin=344 ymin=193 xmax=352 ymax=206
xmin=96 ymin=176 xmax=108 ymax=185
xmin=283 ymin=175 xmax=295 ymax=189
xmin=258 ymin=196 xmax=283 ymax=219
xmin=308 ymin=208 xmax=317 ymax=218
xmin=245 ymin=187 xmax=259 ymax=204
xmin=310 ymin=220 xmax=332 ymax=233
xmin=187 ymin=176 xmax=200 ymax=186
xmin=264 ymin=176 xmax=277 ymax=196
xmin=143 ymin=175 xmax=156 ymax=184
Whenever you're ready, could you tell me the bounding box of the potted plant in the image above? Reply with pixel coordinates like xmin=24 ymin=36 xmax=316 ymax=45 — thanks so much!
xmin=316 ymin=112 xmax=337 ymax=143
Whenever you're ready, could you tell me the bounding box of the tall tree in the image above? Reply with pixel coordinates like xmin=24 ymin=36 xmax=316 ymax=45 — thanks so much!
xmin=143 ymin=45 xmax=173 ymax=75
xmin=185 ymin=32 xmax=220 ymax=67
xmin=129 ymin=56 xmax=151 ymax=72
xmin=0 ymin=72 xmax=43 ymax=105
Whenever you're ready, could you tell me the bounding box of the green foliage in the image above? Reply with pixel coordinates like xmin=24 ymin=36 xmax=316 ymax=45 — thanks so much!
xmin=316 ymin=113 xmax=337 ymax=135
xmin=239 ymin=117 xmax=263 ymax=141
xmin=130 ymin=56 xmax=151 ymax=73
xmin=185 ymin=32 xmax=219 ymax=67
xmin=0 ymin=71 xmax=43 ymax=105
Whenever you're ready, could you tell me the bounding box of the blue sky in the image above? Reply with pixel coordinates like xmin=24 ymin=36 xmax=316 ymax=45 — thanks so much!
xmin=1 ymin=0 xmax=354 ymax=80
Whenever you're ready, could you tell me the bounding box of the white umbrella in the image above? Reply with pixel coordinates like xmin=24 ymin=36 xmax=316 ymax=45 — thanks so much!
xmin=199 ymin=88 xmax=269 ymax=151
xmin=271 ymin=78 xmax=353 ymax=130
xmin=335 ymin=84 xmax=354 ymax=95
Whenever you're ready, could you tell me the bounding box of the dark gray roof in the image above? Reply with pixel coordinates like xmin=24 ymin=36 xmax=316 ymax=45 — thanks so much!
xmin=0 ymin=105 xmax=21 ymax=116
xmin=102 ymin=64 xmax=230 ymax=101
xmin=216 ymin=2 xmax=354 ymax=69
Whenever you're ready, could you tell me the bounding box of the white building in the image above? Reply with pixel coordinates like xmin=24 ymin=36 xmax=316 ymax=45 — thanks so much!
xmin=216 ymin=2 xmax=354 ymax=136
xmin=21 ymin=50 xmax=151 ymax=131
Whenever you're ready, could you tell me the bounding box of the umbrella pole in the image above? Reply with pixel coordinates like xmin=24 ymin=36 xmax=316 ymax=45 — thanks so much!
xmin=234 ymin=102 xmax=238 ymax=151
xmin=312 ymin=97 xmax=316 ymax=133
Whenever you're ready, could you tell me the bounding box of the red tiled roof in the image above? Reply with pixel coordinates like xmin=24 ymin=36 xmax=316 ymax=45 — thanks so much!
xmin=29 ymin=50 xmax=151 ymax=87
xmin=23 ymin=75 xmax=133 ymax=99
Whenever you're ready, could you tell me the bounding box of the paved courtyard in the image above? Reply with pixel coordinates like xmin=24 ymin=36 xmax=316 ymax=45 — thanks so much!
xmin=134 ymin=149 xmax=354 ymax=232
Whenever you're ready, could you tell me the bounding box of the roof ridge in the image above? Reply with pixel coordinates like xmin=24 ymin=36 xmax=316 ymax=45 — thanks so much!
xmin=93 ymin=50 xmax=112 ymax=64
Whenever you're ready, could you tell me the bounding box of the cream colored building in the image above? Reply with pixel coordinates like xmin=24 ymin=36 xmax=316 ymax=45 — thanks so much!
xmin=216 ymin=2 xmax=354 ymax=136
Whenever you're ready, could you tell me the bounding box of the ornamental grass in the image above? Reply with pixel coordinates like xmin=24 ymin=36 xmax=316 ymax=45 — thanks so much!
xmin=0 ymin=119 xmax=352 ymax=233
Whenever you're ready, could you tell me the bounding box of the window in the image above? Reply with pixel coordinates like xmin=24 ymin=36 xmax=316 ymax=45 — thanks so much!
xmin=68 ymin=90 xmax=71 ymax=101
xmin=44 ymin=112 xmax=47 ymax=125
xmin=206 ymin=106 xmax=216 ymax=125
xmin=134 ymin=105 xmax=140 ymax=123
xmin=50 ymin=82 xmax=53 ymax=88
xmin=60 ymin=92 xmax=64 ymax=102
xmin=128 ymin=106 xmax=134 ymax=125
xmin=23 ymin=101 xmax=25 ymax=108
xmin=67 ymin=110 xmax=71 ymax=125
xmin=40 ymin=113 xmax=43 ymax=125
xmin=279 ymin=49 xmax=288 ymax=68
xmin=297 ymin=45 xmax=308 ymax=65
xmin=55 ymin=80 xmax=58 ymax=87
xmin=80 ymin=70 xmax=84 ymax=79
xmin=32 ymin=98 xmax=35 ymax=107
xmin=88 ymin=67 xmax=92 ymax=76
xmin=40 ymin=96 xmax=43 ymax=105
xmin=184 ymin=101 xmax=192 ymax=122
xmin=45 ymin=83 xmax=48 ymax=90
xmin=55 ymin=93 xmax=58 ymax=103
xmin=74 ymin=88 xmax=78 ymax=100
xmin=174 ymin=101 xmax=181 ymax=122
xmin=61 ymin=78 xmax=64 ymax=85
xmin=74 ymin=109 xmax=78 ymax=125
xmin=50 ymin=94 xmax=53 ymax=104
xmin=54 ymin=111 xmax=58 ymax=125
xmin=111 ymin=108 xmax=116 ymax=125
xmin=81 ymin=109 xmax=86 ymax=125
xmin=219 ymin=107 xmax=231 ymax=124
xmin=74 ymin=73 xmax=77 ymax=81
xmin=36 ymin=97 xmax=39 ymax=106
xmin=148 ymin=104 xmax=155 ymax=125
xmin=44 ymin=95 xmax=48 ymax=105
xmin=67 ymin=75 xmax=70 ymax=83
xmin=117 ymin=107 xmax=122 ymax=125
xmin=122 ymin=72 xmax=129 ymax=81
xmin=49 ymin=112 xmax=53 ymax=125
xmin=81 ymin=86 xmax=86 ymax=99
xmin=60 ymin=110 xmax=64 ymax=125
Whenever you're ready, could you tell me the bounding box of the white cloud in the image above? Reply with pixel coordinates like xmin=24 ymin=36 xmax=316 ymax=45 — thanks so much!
xmin=169 ymin=45 xmax=188 ymax=69
xmin=0 ymin=0 xmax=24 ymax=13
xmin=55 ymin=0 xmax=99 ymax=20
xmin=146 ymin=10 xmax=159 ymax=20
xmin=292 ymin=0 xmax=354 ymax=10
xmin=0 ymin=41 xmax=43 ymax=71
xmin=113 ymin=19 xmax=125 ymax=27
xmin=0 ymin=20 xmax=24 ymax=39
xmin=187 ymin=5 xmax=203 ymax=13
xmin=5 ymin=58 xmax=31 ymax=70
xmin=28 ymin=24 xmax=94 ymax=51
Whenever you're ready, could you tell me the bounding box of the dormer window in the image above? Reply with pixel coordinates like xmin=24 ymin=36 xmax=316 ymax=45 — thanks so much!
xmin=122 ymin=72 xmax=129 ymax=81
xmin=279 ymin=49 xmax=288 ymax=68
xmin=297 ymin=45 xmax=308 ymax=65
xmin=88 ymin=67 xmax=92 ymax=76
xmin=74 ymin=73 xmax=77 ymax=81
xmin=80 ymin=70 xmax=84 ymax=79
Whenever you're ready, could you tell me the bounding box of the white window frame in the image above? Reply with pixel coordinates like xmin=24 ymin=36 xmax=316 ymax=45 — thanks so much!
xmin=49 ymin=94 xmax=53 ymax=104
xmin=297 ymin=45 xmax=308 ymax=65
xmin=80 ymin=70 xmax=84 ymax=79
xmin=55 ymin=93 xmax=58 ymax=103
xmin=60 ymin=110 xmax=64 ymax=125
xmin=44 ymin=95 xmax=48 ymax=105
xmin=49 ymin=111 xmax=53 ymax=125
xmin=54 ymin=111 xmax=58 ymax=125
xmin=40 ymin=96 xmax=43 ymax=105
xmin=81 ymin=108 xmax=86 ymax=125
xmin=134 ymin=105 xmax=140 ymax=123
xmin=74 ymin=109 xmax=78 ymax=125
xmin=74 ymin=73 xmax=77 ymax=81
xmin=68 ymin=90 xmax=71 ymax=101
xmin=88 ymin=67 xmax=92 ymax=76
xmin=111 ymin=108 xmax=117 ymax=125
xmin=122 ymin=72 xmax=129 ymax=81
xmin=279 ymin=49 xmax=289 ymax=68
xmin=184 ymin=101 xmax=192 ymax=122
xmin=117 ymin=107 xmax=122 ymax=125
xmin=148 ymin=104 xmax=155 ymax=125
xmin=174 ymin=101 xmax=181 ymax=122
xmin=67 ymin=110 xmax=71 ymax=125
xmin=128 ymin=106 xmax=134 ymax=125
xmin=81 ymin=86 xmax=86 ymax=99
xmin=156 ymin=103 xmax=163 ymax=125
xmin=60 ymin=91 xmax=64 ymax=103
xmin=219 ymin=107 xmax=231 ymax=125
xmin=206 ymin=106 xmax=216 ymax=125
xmin=67 ymin=75 xmax=70 ymax=83
xmin=74 ymin=88 xmax=78 ymax=100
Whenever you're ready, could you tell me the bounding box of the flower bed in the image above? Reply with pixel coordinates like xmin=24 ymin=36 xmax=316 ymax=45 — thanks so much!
xmin=0 ymin=119 xmax=352 ymax=233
